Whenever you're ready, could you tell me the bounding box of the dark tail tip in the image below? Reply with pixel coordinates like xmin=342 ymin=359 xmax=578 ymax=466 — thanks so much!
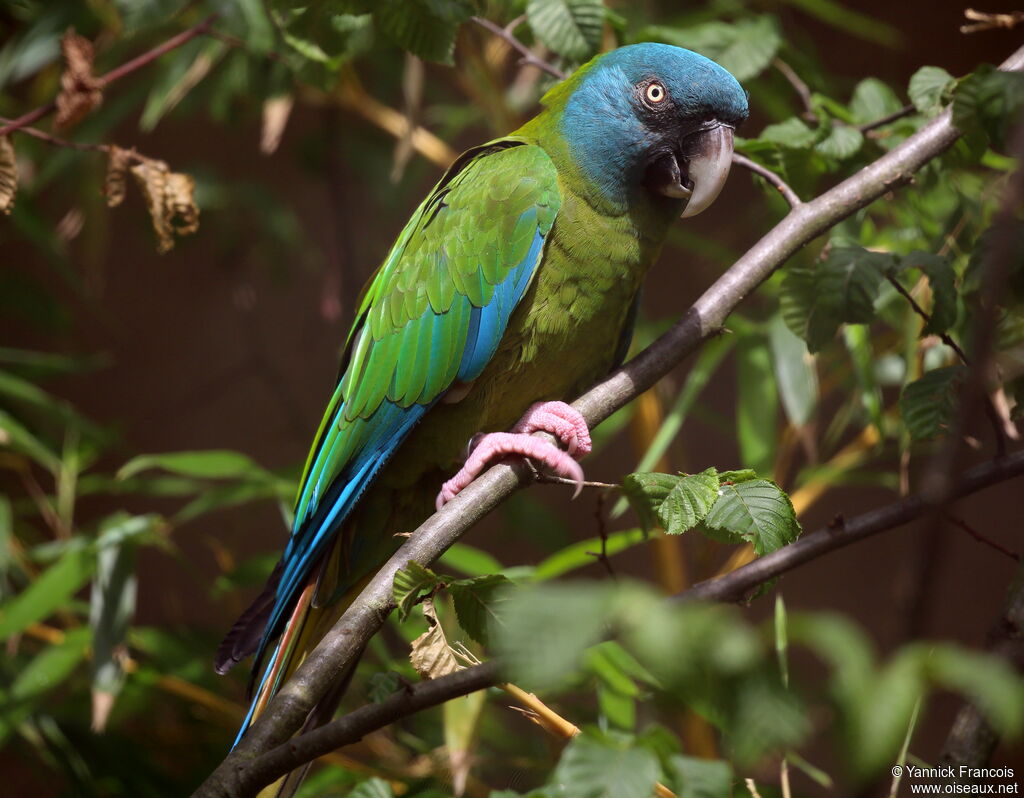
xmin=213 ymin=559 xmax=283 ymax=675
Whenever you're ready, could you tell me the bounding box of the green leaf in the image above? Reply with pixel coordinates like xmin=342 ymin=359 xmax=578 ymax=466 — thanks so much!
xmin=347 ymin=777 xmax=395 ymax=798
xmin=533 ymin=528 xmax=647 ymax=580
xmin=815 ymin=123 xmax=864 ymax=160
xmin=392 ymin=561 xmax=440 ymax=621
xmin=448 ymin=573 xmax=512 ymax=645
xmin=373 ymin=0 xmax=472 ymax=64
xmin=953 ymin=64 xmax=1024 ymax=150
xmin=781 ymin=247 xmax=893 ymax=352
xmin=0 ymin=408 xmax=60 ymax=473
xmin=899 ymin=365 xmax=967 ymax=440
xmin=667 ymin=755 xmax=733 ymax=798
xmin=366 ymin=671 xmax=401 ymax=703
xmin=623 ymin=470 xmax=720 ymax=535
xmin=925 ymin=645 xmax=1024 ymax=737
xmin=0 ymin=626 xmax=91 ymax=746
xmin=0 ymin=541 xmax=94 ymax=638
xmin=552 ymin=730 xmax=661 ymax=798
xmin=527 ymin=0 xmax=604 ymax=61
xmin=759 ymin=117 xmax=818 ymax=148
xmin=659 ymin=469 xmax=721 ymax=535
xmin=899 ymin=251 xmax=958 ymax=335
xmin=909 ymin=66 xmax=955 ymax=117
xmin=117 ymin=450 xmax=272 ymax=481
xmin=843 ymin=325 xmax=885 ymax=433
xmin=850 ymin=78 xmax=902 ymax=125
xmin=736 ymin=338 xmax=778 ymax=475
xmin=636 ymin=16 xmax=781 ymax=82
xmin=438 ymin=543 xmax=503 ymax=577
xmin=702 ymin=479 xmax=800 ymax=556
xmin=621 ymin=472 xmax=679 ymax=531
xmin=769 ymin=314 xmax=818 ymax=428
xmin=494 ymin=582 xmax=613 ymax=690
xmin=89 ymin=518 xmax=140 ymax=724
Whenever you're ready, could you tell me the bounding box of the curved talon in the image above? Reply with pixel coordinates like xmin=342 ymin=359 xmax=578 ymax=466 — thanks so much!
xmin=435 ymin=402 xmax=592 ymax=511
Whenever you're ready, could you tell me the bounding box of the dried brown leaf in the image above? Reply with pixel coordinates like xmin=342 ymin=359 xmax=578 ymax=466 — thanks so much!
xmin=0 ymin=135 xmax=16 ymax=214
xmin=131 ymin=159 xmax=172 ymax=253
xmin=165 ymin=172 xmax=199 ymax=236
xmin=130 ymin=159 xmax=200 ymax=253
xmin=104 ymin=145 xmax=133 ymax=208
xmin=410 ymin=599 xmax=463 ymax=680
xmin=56 ymin=29 xmax=103 ymax=129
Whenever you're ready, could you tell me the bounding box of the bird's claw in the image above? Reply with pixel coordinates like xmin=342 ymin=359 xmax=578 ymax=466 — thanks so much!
xmin=436 ymin=401 xmax=591 ymax=511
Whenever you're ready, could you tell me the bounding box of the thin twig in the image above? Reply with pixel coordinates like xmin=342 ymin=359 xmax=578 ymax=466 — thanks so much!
xmin=859 ymin=105 xmax=916 ymax=133
xmin=773 ymin=58 xmax=815 ymax=120
xmin=470 ymin=16 xmax=566 ymax=79
xmin=0 ymin=14 xmax=218 ymax=138
xmin=732 ymin=153 xmax=802 ymax=207
xmin=193 ymin=43 xmax=1024 ymax=798
xmin=961 ymin=9 xmax=1024 ymax=34
xmin=945 ymin=514 xmax=1020 ymax=561
xmin=536 ymin=474 xmax=620 ymax=490
xmin=885 ymin=272 xmax=1009 ymax=454
xmin=678 ymin=450 xmax=1024 ymax=603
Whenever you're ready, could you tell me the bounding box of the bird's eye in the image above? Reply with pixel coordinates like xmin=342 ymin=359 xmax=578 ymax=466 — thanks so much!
xmin=645 ymin=82 xmax=666 ymax=104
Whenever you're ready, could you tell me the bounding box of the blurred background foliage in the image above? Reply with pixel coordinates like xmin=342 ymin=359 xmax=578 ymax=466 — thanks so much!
xmin=1 ymin=0 xmax=1023 ymax=796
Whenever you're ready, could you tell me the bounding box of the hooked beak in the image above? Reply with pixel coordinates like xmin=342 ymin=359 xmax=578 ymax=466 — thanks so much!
xmin=644 ymin=123 xmax=735 ymax=218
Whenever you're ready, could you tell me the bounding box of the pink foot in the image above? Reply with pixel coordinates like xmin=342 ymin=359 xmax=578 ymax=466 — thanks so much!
xmin=436 ymin=401 xmax=592 ymax=511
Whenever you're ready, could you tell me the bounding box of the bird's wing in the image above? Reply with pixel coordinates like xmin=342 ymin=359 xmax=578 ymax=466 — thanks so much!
xmin=262 ymin=140 xmax=560 ymax=658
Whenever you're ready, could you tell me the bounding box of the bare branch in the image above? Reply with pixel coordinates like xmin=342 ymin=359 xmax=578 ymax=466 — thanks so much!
xmin=192 ymin=42 xmax=1024 ymax=798
xmin=678 ymin=450 xmax=1024 ymax=603
xmin=732 ymin=153 xmax=802 ymax=208
xmin=470 ymin=16 xmax=566 ymax=79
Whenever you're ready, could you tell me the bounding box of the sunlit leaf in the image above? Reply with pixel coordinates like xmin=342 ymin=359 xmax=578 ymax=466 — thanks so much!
xmin=393 ymin=561 xmax=440 ymax=621
xmin=448 ymin=573 xmax=512 ymax=645
xmin=849 ymin=78 xmax=902 ymax=125
xmin=117 ymin=450 xmax=271 ymax=481
xmin=667 ymin=755 xmax=733 ymax=798
xmin=374 ymin=0 xmax=472 ymax=64
xmin=953 ymin=64 xmax=1024 ymax=150
xmin=909 ymin=66 xmax=955 ymax=117
xmin=0 ymin=540 xmax=93 ymax=638
xmin=815 ymin=123 xmax=864 ymax=160
xmin=702 ymin=479 xmax=800 ymax=556
xmin=636 ymin=16 xmax=781 ymax=82
xmin=769 ymin=314 xmax=818 ymax=428
xmin=552 ymin=730 xmax=660 ymax=798
xmin=736 ymin=338 xmax=778 ymax=475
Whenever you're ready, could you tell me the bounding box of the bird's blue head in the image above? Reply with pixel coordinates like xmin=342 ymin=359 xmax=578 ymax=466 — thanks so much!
xmin=548 ymin=43 xmax=748 ymax=213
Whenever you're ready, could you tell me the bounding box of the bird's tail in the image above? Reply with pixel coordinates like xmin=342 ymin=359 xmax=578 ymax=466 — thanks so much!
xmin=218 ymin=550 xmax=370 ymax=798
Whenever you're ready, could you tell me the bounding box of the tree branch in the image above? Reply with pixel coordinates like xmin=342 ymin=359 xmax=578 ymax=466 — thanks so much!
xmin=228 ymin=663 xmax=501 ymax=798
xmin=732 ymin=153 xmax=802 ymax=207
xmin=678 ymin=449 xmax=1024 ymax=603
xmin=192 ymin=42 xmax=1024 ymax=798
xmin=470 ymin=16 xmax=566 ymax=80
xmin=0 ymin=13 xmax=218 ymax=138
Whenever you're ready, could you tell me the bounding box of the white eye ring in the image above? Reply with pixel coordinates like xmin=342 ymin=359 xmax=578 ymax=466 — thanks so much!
xmin=646 ymin=83 xmax=666 ymax=103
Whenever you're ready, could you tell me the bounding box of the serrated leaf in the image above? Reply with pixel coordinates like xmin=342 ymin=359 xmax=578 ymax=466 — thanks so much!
xmin=899 ymin=251 xmax=957 ymax=335
xmin=953 ymin=64 xmax=1024 ymax=150
xmin=900 ymin=366 xmax=967 ymax=440
xmin=635 ymin=16 xmax=780 ymax=82
xmin=552 ymin=731 xmax=661 ymax=798
xmin=373 ymin=0 xmax=472 ymax=64
xmin=393 ymin=561 xmax=440 ymax=621
xmin=667 ymin=755 xmax=733 ymax=798
xmin=909 ymin=66 xmax=955 ymax=117
xmin=850 ymin=78 xmax=902 ymax=125
xmin=409 ymin=598 xmax=463 ymax=679
xmin=769 ymin=314 xmax=818 ymax=427
xmin=527 ymin=0 xmax=604 ymax=61
xmin=780 ymin=248 xmax=892 ymax=352
xmin=816 ymin=123 xmax=864 ymax=160
xmin=658 ymin=469 xmax=720 ymax=535
xmin=448 ymin=573 xmax=511 ymax=645
xmin=621 ymin=472 xmax=679 ymax=531
xmin=702 ymin=479 xmax=800 ymax=556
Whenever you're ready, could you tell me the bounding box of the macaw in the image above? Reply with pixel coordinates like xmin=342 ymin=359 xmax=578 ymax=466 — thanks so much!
xmin=215 ymin=42 xmax=747 ymax=750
